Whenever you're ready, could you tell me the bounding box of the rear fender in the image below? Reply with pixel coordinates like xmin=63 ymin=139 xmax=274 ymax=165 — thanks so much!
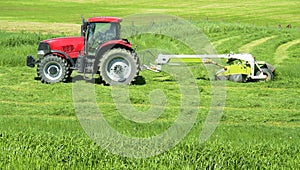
xmin=95 ymin=40 xmax=133 ymax=60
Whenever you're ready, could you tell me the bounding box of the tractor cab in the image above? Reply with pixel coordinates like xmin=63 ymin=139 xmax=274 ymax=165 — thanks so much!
xmin=81 ymin=17 xmax=122 ymax=56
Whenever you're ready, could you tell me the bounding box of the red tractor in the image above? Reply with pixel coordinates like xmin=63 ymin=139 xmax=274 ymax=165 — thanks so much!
xmin=27 ymin=17 xmax=140 ymax=85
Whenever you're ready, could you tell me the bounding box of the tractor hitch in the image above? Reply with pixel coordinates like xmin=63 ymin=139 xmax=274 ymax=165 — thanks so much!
xmin=26 ymin=55 xmax=37 ymax=68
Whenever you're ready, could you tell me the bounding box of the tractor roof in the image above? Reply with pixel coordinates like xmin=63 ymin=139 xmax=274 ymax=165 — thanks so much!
xmin=87 ymin=17 xmax=122 ymax=23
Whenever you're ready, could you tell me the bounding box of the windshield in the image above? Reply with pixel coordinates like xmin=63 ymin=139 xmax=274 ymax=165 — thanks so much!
xmin=86 ymin=22 xmax=119 ymax=55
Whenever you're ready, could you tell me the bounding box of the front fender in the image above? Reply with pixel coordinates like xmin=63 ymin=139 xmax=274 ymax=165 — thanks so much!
xmin=44 ymin=50 xmax=76 ymax=68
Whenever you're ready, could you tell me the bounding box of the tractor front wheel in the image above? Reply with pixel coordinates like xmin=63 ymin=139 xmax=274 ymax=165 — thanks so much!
xmin=38 ymin=55 xmax=70 ymax=83
xmin=99 ymin=48 xmax=139 ymax=85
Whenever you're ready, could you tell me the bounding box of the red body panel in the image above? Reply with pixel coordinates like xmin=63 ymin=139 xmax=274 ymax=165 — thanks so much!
xmin=43 ymin=37 xmax=132 ymax=59
xmin=87 ymin=17 xmax=122 ymax=23
xmin=42 ymin=36 xmax=84 ymax=58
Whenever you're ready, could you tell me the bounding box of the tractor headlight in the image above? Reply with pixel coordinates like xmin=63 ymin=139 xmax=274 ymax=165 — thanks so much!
xmin=37 ymin=50 xmax=45 ymax=56
xmin=37 ymin=42 xmax=50 ymax=58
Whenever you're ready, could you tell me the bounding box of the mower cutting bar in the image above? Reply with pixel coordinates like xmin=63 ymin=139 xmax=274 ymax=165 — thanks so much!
xmin=149 ymin=53 xmax=255 ymax=72
xmin=155 ymin=54 xmax=225 ymax=64
xmin=155 ymin=53 xmax=255 ymax=65
xmin=145 ymin=53 xmax=275 ymax=82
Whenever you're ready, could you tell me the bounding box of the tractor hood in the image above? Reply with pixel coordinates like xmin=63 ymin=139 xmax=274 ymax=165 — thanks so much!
xmin=40 ymin=36 xmax=84 ymax=58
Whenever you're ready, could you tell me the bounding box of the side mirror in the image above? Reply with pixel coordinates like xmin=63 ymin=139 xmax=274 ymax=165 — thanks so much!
xmin=81 ymin=16 xmax=87 ymax=36
xmin=81 ymin=24 xmax=86 ymax=36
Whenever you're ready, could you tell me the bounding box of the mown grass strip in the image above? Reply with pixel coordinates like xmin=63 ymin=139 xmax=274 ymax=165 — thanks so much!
xmin=274 ymin=38 xmax=300 ymax=65
xmin=238 ymin=35 xmax=277 ymax=53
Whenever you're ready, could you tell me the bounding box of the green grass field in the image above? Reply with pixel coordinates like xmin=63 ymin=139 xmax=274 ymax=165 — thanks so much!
xmin=1 ymin=0 xmax=299 ymax=27
xmin=0 ymin=0 xmax=300 ymax=169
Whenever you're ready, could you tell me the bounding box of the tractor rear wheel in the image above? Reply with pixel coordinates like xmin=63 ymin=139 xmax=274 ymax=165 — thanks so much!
xmin=99 ymin=48 xmax=139 ymax=85
xmin=256 ymin=68 xmax=274 ymax=81
xmin=38 ymin=55 xmax=70 ymax=83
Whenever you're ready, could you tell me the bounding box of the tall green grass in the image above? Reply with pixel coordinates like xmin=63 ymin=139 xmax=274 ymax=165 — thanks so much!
xmin=1 ymin=0 xmax=299 ymax=27
xmin=0 ymin=125 xmax=299 ymax=169
xmin=0 ymin=32 xmax=60 ymax=66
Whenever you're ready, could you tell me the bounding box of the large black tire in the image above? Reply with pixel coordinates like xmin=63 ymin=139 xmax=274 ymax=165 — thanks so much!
xmin=256 ymin=68 xmax=274 ymax=81
xmin=38 ymin=55 xmax=70 ymax=83
xmin=99 ymin=48 xmax=139 ymax=85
